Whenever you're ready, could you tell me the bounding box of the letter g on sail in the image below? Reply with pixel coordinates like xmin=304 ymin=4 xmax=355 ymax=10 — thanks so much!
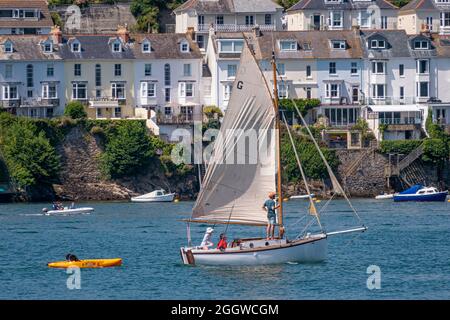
xmin=237 ymin=81 xmax=244 ymax=90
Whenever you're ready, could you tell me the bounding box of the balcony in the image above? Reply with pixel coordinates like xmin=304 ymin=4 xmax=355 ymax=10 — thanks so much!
xmin=363 ymin=97 xmax=417 ymax=105
xmin=379 ymin=117 xmax=422 ymax=126
xmin=20 ymin=97 xmax=60 ymax=108
xmin=0 ymin=98 xmax=21 ymax=109
xmin=156 ymin=113 xmax=202 ymax=125
xmin=89 ymin=97 xmax=122 ymax=108
xmin=198 ymin=24 xmax=276 ymax=32
xmin=439 ymin=25 xmax=450 ymax=35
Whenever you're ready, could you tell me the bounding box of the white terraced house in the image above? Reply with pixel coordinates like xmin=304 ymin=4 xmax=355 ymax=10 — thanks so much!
xmin=174 ymin=0 xmax=284 ymax=52
xmin=398 ymin=0 xmax=450 ymax=35
xmin=286 ymin=0 xmax=398 ymax=31
xmin=0 ymin=0 xmax=53 ymax=35
xmin=0 ymin=34 xmax=65 ymax=118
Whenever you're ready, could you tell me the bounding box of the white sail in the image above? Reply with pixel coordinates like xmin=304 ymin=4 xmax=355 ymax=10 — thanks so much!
xmin=191 ymin=42 xmax=276 ymax=226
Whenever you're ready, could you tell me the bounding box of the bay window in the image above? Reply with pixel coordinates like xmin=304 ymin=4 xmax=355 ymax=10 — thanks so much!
xmin=72 ymin=83 xmax=87 ymax=100
xmin=417 ymin=82 xmax=429 ymax=98
xmin=42 ymin=84 xmax=57 ymax=99
xmin=372 ymin=84 xmax=386 ymax=99
xmin=140 ymin=82 xmax=156 ymax=98
xmin=179 ymin=82 xmax=194 ymax=98
xmin=2 ymin=85 xmax=18 ymax=100
xmin=112 ymin=83 xmax=125 ymax=99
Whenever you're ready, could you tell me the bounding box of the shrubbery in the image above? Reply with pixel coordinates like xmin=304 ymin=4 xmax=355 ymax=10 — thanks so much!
xmin=64 ymin=101 xmax=87 ymax=120
xmin=380 ymin=140 xmax=423 ymax=155
xmin=0 ymin=114 xmax=60 ymax=189
xmin=281 ymin=127 xmax=339 ymax=181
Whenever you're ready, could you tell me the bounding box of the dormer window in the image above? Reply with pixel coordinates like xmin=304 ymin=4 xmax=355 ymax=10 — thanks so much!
xmin=180 ymin=40 xmax=189 ymax=53
xmin=331 ymin=40 xmax=346 ymax=50
xmin=370 ymin=39 xmax=386 ymax=49
xmin=71 ymin=41 xmax=81 ymax=53
xmin=42 ymin=41 xmax=53 ymax=53
xmin=303 ymin=42 xmax=312 ymax=51
xmin=279 ymin=40 xmax=297 ymax=51
xmin=4 ymin=41 xmax=13 ymax=53
xmin=142 ymin=40 xmax=151 ymax=53
xmin=112 ymin=40 xmax=122 ymax=53
xmin=414 ymin=40 xmax=429 ymax=49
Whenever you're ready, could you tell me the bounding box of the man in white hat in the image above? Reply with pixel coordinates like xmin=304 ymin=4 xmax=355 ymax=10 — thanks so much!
xmin=200 ymin=227 xmax=214 ymax=250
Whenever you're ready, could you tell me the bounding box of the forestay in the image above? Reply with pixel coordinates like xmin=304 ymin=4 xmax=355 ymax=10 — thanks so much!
xmin=191 ymin=42 xmax=277 ymax=226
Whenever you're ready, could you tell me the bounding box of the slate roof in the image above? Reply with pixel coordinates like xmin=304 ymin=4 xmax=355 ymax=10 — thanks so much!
xmin=0 ymin=35 xmax=62 ymax=61
xmin=0 ymin=0 xmax=53 ymax=29
xmin=59 ymin=34 xmax=202 ymax=60
xmin=174 ymin=0 xmax=282 ymax=13
xmin=400 ymin=0 xmax=450 ymax=12
xmin=254 ymin=30 xmax=364 ymax=60
xmin=287 ymin=0 xmax=397 ymax=12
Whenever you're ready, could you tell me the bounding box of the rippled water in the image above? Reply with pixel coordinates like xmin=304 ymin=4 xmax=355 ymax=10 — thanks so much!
xmin=0 ymin=199 xmax=449 ymax=300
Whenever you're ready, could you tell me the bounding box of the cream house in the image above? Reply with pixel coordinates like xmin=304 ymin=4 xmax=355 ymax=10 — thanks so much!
xmin=60 ymin=28 xmax=135 ymax=119
xmin=174 ymin=0 xmax=284 ymax=52
xmin=398 ymin=0 xmax=450 ymax=35
xmin=287 ymin=0 xmax=398 ymax=31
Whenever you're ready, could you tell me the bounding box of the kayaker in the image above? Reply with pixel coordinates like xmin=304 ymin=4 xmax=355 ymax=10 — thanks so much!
xmin=262 ymin=192 xmax=280 ymax=240
xmin=217 ymin=233 xmax=228 ymax=251
xmin=65 ymin=254 xmax=80 ymax=262
xmin=200 ymin=227 xmax=214 ymax=250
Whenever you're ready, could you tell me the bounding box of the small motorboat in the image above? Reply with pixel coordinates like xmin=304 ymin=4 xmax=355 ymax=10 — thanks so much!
xmin=375 ymin=193 xmax=395 ymax=200
xmin=393 ymin=185 xmax=448 ymax=202
xmin=131 ymin=189 xmax=175 ymax=203
xmin=48 ymin=258 xmax=122 ymax=269
xmin=290 ymin=194 xmax=315 ymax=200
xmin=43 ymin=204 xmax=94 ymax=215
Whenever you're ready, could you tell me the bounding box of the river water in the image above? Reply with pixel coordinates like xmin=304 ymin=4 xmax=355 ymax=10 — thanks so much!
xmin=0 ymin=199 xmax=449 ymax=300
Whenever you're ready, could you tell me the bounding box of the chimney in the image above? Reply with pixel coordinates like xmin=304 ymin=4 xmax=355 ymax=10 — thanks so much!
xmin=51 ymin=25 xmax=62 ymax=44
xmin=252 ymin=25 xmax=262 ymax=37
xmin=187 ymin=27 xmax=195 ymax=41
xmin=117 ymin=24 xmax=130 ymax=43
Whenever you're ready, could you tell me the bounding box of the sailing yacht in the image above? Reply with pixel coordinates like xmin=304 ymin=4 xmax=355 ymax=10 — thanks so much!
xmin=180 ymin=38 xmax=366 ymax=266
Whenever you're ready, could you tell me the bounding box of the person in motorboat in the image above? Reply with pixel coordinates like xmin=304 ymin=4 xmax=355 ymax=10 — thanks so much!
xmin=262 ymin=192 xmax=280 ymax=240
xmin=65 ymin=253 xmax=80 ymax=262
xmin=217 ymin=233 xmax=228 ymax=251
xmin=200 ymin=227 xmax=214 ymax=250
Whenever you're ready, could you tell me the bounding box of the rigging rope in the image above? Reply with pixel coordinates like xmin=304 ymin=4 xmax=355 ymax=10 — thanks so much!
xmin=282 ymin=112 xmax=323 ymax=231
xmin=290 ymin=99 xmax=364 ymax=225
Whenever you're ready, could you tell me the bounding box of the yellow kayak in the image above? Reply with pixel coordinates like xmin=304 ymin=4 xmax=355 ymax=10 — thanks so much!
xmin=47 ymin=258 xmax=122 ymax=269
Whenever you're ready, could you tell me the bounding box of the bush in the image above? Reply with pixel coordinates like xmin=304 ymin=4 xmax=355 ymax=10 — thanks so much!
xmin=64 ymin=101 xmax=87 ymax=120
xmin=380 ymin=140 xmax=423 ymax=155
xmin=422 ymin=139 xmax=449 ymax=164
xmin=0 ymin=121 xmax=60 ymax=188
xmin=279 ymin=98 xmax=321 ymax=116
xmin=101 ymin=121 xmax=153 ymax=179
xmin=203 ymin=105 xmax=223 ymax=119
xmin=281 ymin=129 xmax=339 ymax=181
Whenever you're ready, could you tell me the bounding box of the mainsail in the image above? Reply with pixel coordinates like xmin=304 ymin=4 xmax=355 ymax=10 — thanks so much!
xmin=191 ymin=42 xmax=277 ymax=226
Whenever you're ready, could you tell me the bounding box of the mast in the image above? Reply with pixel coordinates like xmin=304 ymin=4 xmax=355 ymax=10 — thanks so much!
xmin=271 ymin=50 xmax=284 ymax=235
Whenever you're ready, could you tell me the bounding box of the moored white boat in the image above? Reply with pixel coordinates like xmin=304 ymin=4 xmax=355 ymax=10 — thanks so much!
xmin=131 ymin=189 xmax=175 ymax=203
xmin=375 ymin=193 xmax=395 ymax=200
xmin=290 ymin=194 xmax=315 ymax=200
xmin=43 ymin=207 xmax=94 ymax=215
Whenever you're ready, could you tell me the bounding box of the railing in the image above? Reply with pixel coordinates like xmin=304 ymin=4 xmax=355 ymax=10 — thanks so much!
xmin=397 ymin=145 xmax=424 ymax=172
xmin=21 ymin=98 xmax=60 ymax=107
xmin=198 ymin=24 xmax=276 ymax=32
xmin=379 ymin=118 xmax=422 ymax=125
xmin=0 ymin=99 xmax=21 ymax=108
xmin=363 ymin=97 xmax=417 ymax=105
xmin=89 ymin=97 xmax=122 ymax=108
xmin=156 ymin=114 xmax=202 ymax=125
xmin=439 ymin=25 xmax=450 ymax=35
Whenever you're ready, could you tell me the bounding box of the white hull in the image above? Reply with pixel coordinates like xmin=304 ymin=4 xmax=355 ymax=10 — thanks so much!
xmin=180 ymin=234 xmax=327 ymax=266
xmin=131 ymin=193 xmax=175 ymax=203
xmin=290 ymin=194 xmax=315 ymax=200
xmin=375 ymin=194 xmax=395 ymax=200
xmin=45 ymin=207 xmax=94 ymax=215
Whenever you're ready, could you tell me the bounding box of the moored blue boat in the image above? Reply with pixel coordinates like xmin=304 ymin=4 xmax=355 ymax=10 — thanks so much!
xmin=393 ymin=185 xmax=448 ymax=202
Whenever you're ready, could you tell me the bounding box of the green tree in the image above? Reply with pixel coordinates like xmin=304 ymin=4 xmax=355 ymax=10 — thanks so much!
xmin=64 ymin=101 xmax=87 ymax=119
xmin=101 ymin=121 xmax=153 ymax=178
xmin=0 ymin=121 xmax=60 ymax=188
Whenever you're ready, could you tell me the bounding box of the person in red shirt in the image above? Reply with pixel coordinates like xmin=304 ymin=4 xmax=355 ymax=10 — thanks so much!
xmin=217 ymin=233 xmax=228 ymax=251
